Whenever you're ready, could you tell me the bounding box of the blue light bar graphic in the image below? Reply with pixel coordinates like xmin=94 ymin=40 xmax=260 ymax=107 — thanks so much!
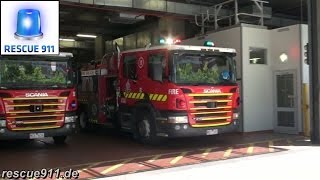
xmin=14 ymin=9 xmax=43 ymax=40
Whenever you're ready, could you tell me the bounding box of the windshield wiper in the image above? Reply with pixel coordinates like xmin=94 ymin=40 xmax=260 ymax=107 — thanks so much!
xmin=47 ymin=84 xmax=68 ymax=88
xmin=216 ymin=81 xmax=237 ymax=86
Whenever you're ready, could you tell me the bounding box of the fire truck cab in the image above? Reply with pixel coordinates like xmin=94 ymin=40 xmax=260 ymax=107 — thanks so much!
xmin=78 ymin=43 xmax=240 ymax=144
xmin=0 ymin=53 xmax=78 ymax=144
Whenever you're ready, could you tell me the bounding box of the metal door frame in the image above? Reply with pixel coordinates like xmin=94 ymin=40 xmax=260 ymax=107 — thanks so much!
xmin=273 ymin=69 xmax=299 ymax=134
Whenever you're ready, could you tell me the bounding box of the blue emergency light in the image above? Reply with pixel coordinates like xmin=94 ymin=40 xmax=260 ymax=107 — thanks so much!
xmin=14 ymin=9 xmax=43 ymax=40
xmin=204 ymin=41 xmax=215 ymax=47
xmin=159 ymin=38 xmax=166 ymax=44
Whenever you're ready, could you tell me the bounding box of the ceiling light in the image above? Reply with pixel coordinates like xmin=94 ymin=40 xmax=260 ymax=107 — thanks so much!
xmin=76 ymin=34 xmax=97 ymax=38
xmin=59 ymin=38 xmax=75 ymax=42
xmin=249 ymin=58 xmax=260 ymax=64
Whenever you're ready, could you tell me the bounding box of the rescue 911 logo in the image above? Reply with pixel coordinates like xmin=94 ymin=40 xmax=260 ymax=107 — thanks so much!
xmin=0 ymin=1 xmax=59 ymax=55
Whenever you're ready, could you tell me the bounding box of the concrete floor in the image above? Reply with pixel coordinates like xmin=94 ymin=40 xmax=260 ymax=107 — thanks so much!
xmin=0 ymin=129 xmax=307 ymax=179
xmin=105 ymin=139 xmax=319 ymax=180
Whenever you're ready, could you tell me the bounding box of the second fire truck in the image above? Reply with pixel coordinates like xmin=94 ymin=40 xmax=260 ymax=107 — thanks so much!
xmin=78 ymin=41 xmax=240 ymax=144
xmin=0 ymin=53 xmax=78 ymax=144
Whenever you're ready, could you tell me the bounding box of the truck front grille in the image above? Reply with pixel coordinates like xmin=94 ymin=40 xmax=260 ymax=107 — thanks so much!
xmin=187 ymin=93 xmax=233 ymax=127
xmin=2 ymin=97 xmax=67 ymax=131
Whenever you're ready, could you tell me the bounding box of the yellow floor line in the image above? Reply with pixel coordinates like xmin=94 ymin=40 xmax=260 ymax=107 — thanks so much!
xmin=223 ymin=147 xmax=233 ymax=158
xmin=87 ymin=162 xmax=104 ymax=169
xmin=247 ymin=143 xmax=254 ymax=154
xmin=101 ymin=158 xmax=133 ymax=175
xmin=170 ymin=152 xmax=187 ymax=165
xmin=77 ymin=169 xmax=86 ymax=173
xmin=56 ymin=138 xmax=300 ymax=172
xmin=148 ymin=154 xmax=162 ymax=163
xmin=202 ymin=148 xmax=212 ymax=158
xmin=268 ymin=141 xmax=274 ymax=152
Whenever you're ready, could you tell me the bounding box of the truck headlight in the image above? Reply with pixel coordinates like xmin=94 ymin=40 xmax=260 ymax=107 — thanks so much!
xmin=65 ymin=116 xmax=78 ymax=123
xmin=168 ymin=116 xmax=188 ymax=124
xmin=233 ymin=113 xmax=239 ymax=119
xmin=0 ymin=120 xmax=6 ymax=127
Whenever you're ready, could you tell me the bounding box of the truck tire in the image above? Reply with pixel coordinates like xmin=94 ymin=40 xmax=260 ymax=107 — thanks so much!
xmin=111 ymin=111 xmax=122 ymax=131
xmin=135 ymin=108 xmax=164 ymax=145
xmin=53 ymin=136 xmax=67 ymax=145
xmin=79 ymin=112 xmax=89 ymax=131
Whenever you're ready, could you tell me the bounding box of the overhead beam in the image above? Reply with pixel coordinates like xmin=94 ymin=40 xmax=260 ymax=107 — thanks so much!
xmin=60 ymin=0 xmax=209 ymax=19
xmin=308 ymin=0 xmax=320 ymax=144
xmin=59 ymin=25 xmax=128 ymax=35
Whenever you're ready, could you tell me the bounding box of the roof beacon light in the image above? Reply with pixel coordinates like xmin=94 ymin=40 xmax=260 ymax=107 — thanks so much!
xmin=15 ymin=9 xmax=43 ymax=40
xmin=159 ymin=38 xmax=166 ymax=44
xmin=204 ymin=41 xmax=215 ymax=47
xmin=174 ymin=39 xmax=182 ymax=44
xmin=166 ymin=38 xmax=174 ymax=45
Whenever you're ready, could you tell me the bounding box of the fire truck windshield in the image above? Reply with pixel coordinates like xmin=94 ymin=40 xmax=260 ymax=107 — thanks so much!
xmin=0 ymin=57 xmax=73 ymax=89
xmin=170 ymin=50 xmax=237 ymax=86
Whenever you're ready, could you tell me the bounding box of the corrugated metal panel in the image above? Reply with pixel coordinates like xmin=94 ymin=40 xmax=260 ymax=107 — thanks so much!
xmin=104 ymin=0 xmax=132 ymax=8
xmin=95 ymin=0 xmax=105 ymax=5
xmin=134 ymin=0 xmax=167 ymax=11
xmin=167 ymin=2 xmax=202 ymax=15
xmin=80 ymin=0 xmax=93 ymax=4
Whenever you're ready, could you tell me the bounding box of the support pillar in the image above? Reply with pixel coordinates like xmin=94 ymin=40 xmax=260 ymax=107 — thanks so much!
xmin=95 ymin=36 xmax=105 ymax=60
xmin=308 ymin=0 xmax=320 ymax=144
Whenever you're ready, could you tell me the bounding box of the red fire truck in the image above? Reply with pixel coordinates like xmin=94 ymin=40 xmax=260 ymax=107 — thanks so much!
xmin=0 ymin=53 xmax=78 ymax=144
xmin=78 ymin=41 xmax=240 ymax=144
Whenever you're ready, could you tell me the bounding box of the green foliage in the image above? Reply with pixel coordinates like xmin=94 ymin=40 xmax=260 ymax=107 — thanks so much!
xmin=0 ymin=63 xmax=66 ymax=85
xmin=176 ymin=62 xmax=220 ymax=83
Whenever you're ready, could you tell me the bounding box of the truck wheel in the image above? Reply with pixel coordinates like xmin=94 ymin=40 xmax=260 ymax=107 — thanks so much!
xmin=111 ymin=111 xmax=121 ymax=131
xmin=135 ymin=109 xmax=163 ymax=145
xmin=53 ymin=136 xmax=67 ymax=145
xmin=79 ymin=112 xmax=89 ymax=131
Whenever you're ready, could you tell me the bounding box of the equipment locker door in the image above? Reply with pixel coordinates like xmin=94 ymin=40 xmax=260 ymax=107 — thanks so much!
xmin=274 ymin=70 xmax=298 ymax=134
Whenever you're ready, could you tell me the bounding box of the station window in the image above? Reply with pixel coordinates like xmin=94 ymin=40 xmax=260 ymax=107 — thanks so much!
xmin=249 ymin=47 xmax=267 ymax=64
xmin=148 ymin=53 xmax=166 ymax=80
xmin=123 ymin=55 xmax=137 ymax=79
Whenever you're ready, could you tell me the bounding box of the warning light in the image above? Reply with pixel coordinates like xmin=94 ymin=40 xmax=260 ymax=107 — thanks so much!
xmin=160 ymin=37 xmax=182 ymax=45
xmin=204 ymin=41 xmax=215 ymax=47
xmin=166 ymin=38 xmax=174 ymax=45
xmin=159 ymin=38 xmax=166 ymax=44
xmin=174 ymin=39 xmax=182 ymax=44
xmin=15 ymin=9 xmax=43 ymax=40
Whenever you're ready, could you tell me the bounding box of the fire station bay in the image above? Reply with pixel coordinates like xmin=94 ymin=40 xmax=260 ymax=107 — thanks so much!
xmin=1 ymin=0 xmax=320 ymax=180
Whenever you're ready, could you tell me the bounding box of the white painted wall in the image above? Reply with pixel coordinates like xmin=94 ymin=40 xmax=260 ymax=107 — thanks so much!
xmin=242 ymin=26 xmax=273 ymax=132
xmin=270 ymin=24 xmax=304 ymax=133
